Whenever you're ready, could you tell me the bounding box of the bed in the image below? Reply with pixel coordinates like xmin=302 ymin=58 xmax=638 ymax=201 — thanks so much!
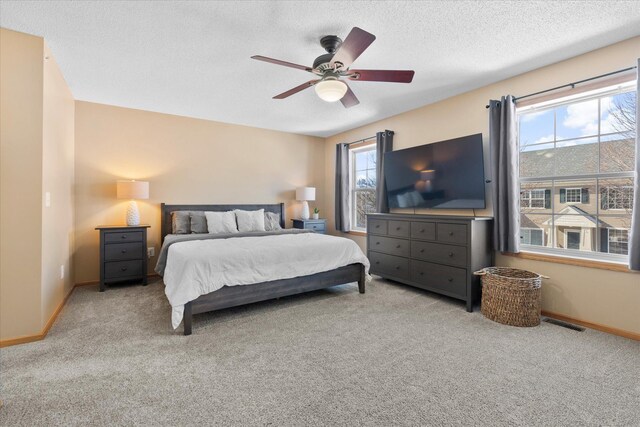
xmin=157 ymin=203 xmax=369 ymax=335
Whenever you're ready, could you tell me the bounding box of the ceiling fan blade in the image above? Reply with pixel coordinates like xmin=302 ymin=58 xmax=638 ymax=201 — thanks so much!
xmin=251 ymin=55 xmax=313 ymax=72
xmin=348 ymin=69 xmax=415 ymax=83
xmin=340 ymin=84 xmax=360 ymax=108
xmin=330 ymin=27 xmax=376 ymax=69
xmin=273 ymin=80 xmax=320 ymax=99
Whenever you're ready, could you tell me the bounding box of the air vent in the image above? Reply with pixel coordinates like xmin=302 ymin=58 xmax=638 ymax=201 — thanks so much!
xmin=543 ymin=317 xmax=585 ymax=332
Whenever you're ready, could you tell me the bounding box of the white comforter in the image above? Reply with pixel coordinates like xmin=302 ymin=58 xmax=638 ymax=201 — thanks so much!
xmin=164 ymin=233 xmax=370 ymax=328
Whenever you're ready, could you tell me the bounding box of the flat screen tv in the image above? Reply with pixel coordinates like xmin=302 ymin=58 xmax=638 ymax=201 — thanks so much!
xmin=384 ymin=133 xmax=486 ymax=210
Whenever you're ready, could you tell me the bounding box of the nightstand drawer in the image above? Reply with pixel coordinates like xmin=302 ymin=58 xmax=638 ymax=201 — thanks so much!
xmin=104 ymin=260 xmax=143 ymax=280
xmin=104 ymin=231 xmax=143 ymax=244
xmin=305 ymin=222 xmax=325 ymax=232
xmin=105 ymin=242 xmax=144 ymax=262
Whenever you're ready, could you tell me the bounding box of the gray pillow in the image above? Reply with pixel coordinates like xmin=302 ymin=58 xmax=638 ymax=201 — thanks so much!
xmin=171 ymin=211 xmax=191 ymax=234
xmin=190 ymin=211 xmax=208 ymax=234
xmin=264 ymin=212 xmax=282 ymax=231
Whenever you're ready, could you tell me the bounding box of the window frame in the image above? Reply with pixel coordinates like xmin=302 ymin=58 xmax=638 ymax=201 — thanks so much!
xmin=516 ymin=80 xmax=636 ymax=263
xmin=564 ymin=187 xmax=582 ymax=204
xmin=348 ymin=143 xmax=377 ymax=233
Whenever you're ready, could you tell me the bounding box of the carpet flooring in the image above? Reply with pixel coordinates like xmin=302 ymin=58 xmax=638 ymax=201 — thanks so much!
xmin=1 ymin=277 xmax=638 ymax=426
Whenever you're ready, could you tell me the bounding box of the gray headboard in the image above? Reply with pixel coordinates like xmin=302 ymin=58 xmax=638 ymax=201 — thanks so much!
xmin=160 ymin=203 xmax=286 ymax=243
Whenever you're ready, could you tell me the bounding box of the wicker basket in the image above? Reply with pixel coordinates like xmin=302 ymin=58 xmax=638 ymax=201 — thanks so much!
xmin=475 ymin=267 xmax=548 ymax=327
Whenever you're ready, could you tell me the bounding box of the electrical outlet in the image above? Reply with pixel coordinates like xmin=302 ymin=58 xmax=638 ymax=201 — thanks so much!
xmin=60 ymin=265 xmax=64 ymax=280
xmin=147 ymin=247 xmax=155 ymax=258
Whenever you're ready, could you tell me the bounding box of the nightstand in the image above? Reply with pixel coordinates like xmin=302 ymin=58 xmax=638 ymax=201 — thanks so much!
xmin=292 ymin=218 xmax=326 ymax=234
xmin=95 ymin=225 xmax=150 ymax=292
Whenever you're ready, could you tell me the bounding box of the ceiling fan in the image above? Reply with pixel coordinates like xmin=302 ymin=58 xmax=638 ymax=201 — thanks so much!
xmin=251 ymin=27 xmax=415 ymax=108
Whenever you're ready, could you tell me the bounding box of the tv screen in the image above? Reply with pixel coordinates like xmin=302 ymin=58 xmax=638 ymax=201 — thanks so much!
xmin=384 ymin=134 xmax=486 ymax=209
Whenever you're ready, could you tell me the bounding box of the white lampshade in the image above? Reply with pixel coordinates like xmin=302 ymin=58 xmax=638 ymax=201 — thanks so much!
xmin=117 ymin=180 xmax=149 ymax=200
xmin=296 ymin=187 xmax=316 ymax=201
xmin=314 ymin=79 xmax=347 ymax=102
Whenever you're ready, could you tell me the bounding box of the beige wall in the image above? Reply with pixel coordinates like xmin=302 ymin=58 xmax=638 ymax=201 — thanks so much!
xmin=0 ymin=29 xmax=44 ymax=339
xmin=74 ymin=102 xmax=325 ymax=283
xmin=324 ymin=36 xmax=640 ymax=334
xmin=41 ymin=43 xmax=75 ymax=325
xmin=0 ymin=29 xmax=74 ymax=340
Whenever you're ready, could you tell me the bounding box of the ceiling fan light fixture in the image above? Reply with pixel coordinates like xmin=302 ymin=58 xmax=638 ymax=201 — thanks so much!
xmin=314 ymin=78 xmax=348 ymax=102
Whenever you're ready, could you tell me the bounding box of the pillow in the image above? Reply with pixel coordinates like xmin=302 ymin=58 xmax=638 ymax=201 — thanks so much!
xmin=234 ymin=209 xmax=266 ymax=232
xmin=171 ymin=211 xmax=191 ymax=234
xmin=189 ymin=211 xmax=208 ymax=234
xmin=205 ymin=211 xmax=238 ymax=234
xmin=264 ymin=212 xmax=282 ymax=231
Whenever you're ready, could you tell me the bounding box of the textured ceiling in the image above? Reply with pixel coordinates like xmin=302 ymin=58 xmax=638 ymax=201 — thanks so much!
xmin=1 ymin=1 xmax=639 ymax=137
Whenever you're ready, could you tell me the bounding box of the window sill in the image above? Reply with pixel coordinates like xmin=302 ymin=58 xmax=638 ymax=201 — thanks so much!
xmin=501 ymin=251 xmax=635 ymax=273
xmin=348 ymin=230 xmax=367 ymax=237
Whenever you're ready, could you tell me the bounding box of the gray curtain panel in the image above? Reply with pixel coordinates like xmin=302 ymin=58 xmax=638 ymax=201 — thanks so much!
xmin=489 ymin=95 xmax=520 ymax=253
xmin=375 ymin=130 xmax=394 ymax=213
xmin=335 ymin=143 xmax=351 ymax=232
xmin=629 ymin=59 xmax=640 ymax=270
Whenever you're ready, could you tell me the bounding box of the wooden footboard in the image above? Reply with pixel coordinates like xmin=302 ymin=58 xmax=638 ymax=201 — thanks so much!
xmin=183 ymin=263 xmax=365 ymax=335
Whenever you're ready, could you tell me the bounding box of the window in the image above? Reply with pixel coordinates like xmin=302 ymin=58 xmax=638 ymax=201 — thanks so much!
xmin=564 ymin=188 xmax=582 ymax=203
xmin=607 ymin=229 xmax=629 ymax=255
xmin=520 ymin=228 xmax=544 ymax=246
xmin=601 ymin=186 xmax=633 ymax=210
xmin=520 ymin=189 xmax=547 ymax=209
xmin=517 ymin=80 xmax=636 ymax=262
xmin=349 ymin=144 xmax=377 ymax=231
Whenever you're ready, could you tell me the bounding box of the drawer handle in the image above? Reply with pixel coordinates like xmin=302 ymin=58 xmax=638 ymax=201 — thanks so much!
xmin=121 ymin=267 xmax=128 ymax=271
xmin=448 ymin=252 xmax=454 ymax=257
xmin=121 ymin=235 xmax=127 ymax=239
xmin=420 ymin=229 xmax=425 ymax=233
xmin=448 ymin=278 xmax=453 ymax=282
xmin=395 ymin=266 xmax=401 ymax=270
xmin=312 ymin=225 xmax=317 ymax=229
xmin=420 ymin=249 xmax=425 ymax=253
xmin=376 ymin=241 xmax=380 ymax=245
xmin=121 ymin=250 xmax=127 ymax=254
xmin=449 ymin=231 xmax=454 ymax=236
xmin=375 ymin=225 xmax=380 ymax=228
xmin=396 ymin=244 xmax=401 ymax=249
xmin=396 ymin=227 xmax=401 ymax=231
xmin=419 ymin=272 xmax=424 ymax=276
xmin=375 ymin=261 xmax=380 ymax=265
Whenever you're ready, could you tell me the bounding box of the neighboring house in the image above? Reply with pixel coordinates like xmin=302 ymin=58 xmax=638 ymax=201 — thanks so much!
xmin=519 ymin=139 xmax=634 ymax=255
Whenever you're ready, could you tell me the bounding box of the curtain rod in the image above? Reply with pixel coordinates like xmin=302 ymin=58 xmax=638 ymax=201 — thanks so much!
xmin=484 ymin=65 xmax=637 ymax=109
xmin=345 ymin=135 xmax=376 ymax=146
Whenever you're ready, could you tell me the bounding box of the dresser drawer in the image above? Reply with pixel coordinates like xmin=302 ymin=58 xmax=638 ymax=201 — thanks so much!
xmin=368 ymin=219 xmax=388 ymax=235
xmin=410 ymin=260 xmax=467 ymax=297
xmin=410 ymin=222 xmax=436 ymax=241
xmin=436 ymin=223 xmax=467 ymax=245
xmin=104 ymin=231 xmax=143 ymax=244
xmin=369 ymin=252 xmax=409 ymax=279
xmin=369 ymin=235 xmax=410 ymax=258
xmin=411 ymin=241 xmax=468 ymax=267
xmin=388 ymin=220 xmax=410 ymax=238
xmin=105 ymin=242 xmax=144 ymax=262
xmin=104 ymin=260 xmax=143 ymax=280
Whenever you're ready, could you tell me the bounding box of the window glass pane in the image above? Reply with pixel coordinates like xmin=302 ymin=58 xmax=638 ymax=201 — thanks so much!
xmin=355 ymin=151 xmax=367 ymax=171
xmin=519 ymin=109 xmax=554 ymax=150
xmin=355 ymin=171 xmax=368 ymax=188
xmin=366 ymin=169 xmax=377 ymax=187
xmin=601 ymin=92 xmax=636 ymax=138
xmin=553 ymin=137 xmax=598 ymax=175
xmin=599 ymin=133 xmax=635 ymax=173
xmin=554 ymin=222 xmax=597 ymax=253
xmin=520 ymin=181 xmax=552 ymax=213
xmin=554 ymin=179 xmax=596 ymax=214
xmin=556 ymin=99 xmax=599 ymax=140
xmin=355 ymin=190 xmax=376 ymax=229
xmin=598 ymin=214 xmax=632 ymax=255
xmin=366 ymin=149 xmax=377 ymax=169
xmin=599 ymin=178 xmax=634 ymax=212
xmin=520 ymin=142 xmax=554 ymax=178
xmin=519 ymin=213 xmax=551 ymax=247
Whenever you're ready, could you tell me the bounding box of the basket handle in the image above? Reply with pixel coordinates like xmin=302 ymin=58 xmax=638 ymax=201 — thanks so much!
xmin=537 ymin=273 xmax=551 ymax=279
xmin=473 ymin=269 xmax=486 ymax=276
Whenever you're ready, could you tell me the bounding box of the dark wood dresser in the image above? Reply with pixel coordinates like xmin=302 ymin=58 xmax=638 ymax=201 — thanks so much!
xmin=367 ymin=213 xmax=492 ymax=311
xmin=95 ymin=225 xmax=150 ymax=292
xmin=292 ymin=218 xmax=326 ymax=234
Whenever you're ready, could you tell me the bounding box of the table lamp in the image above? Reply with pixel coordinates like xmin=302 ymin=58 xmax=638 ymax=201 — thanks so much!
xmin=296 ymin=187 xmax=316 ymax=220
xmin=117 ymin=180 xmax=149 ymax=226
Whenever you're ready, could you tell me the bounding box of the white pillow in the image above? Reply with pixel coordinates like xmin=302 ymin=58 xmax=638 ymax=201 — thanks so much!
xmin=205 ymin=211 xmax=238 ymax=234
xmin=234 ymin=209 xmax=266 ymax=232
